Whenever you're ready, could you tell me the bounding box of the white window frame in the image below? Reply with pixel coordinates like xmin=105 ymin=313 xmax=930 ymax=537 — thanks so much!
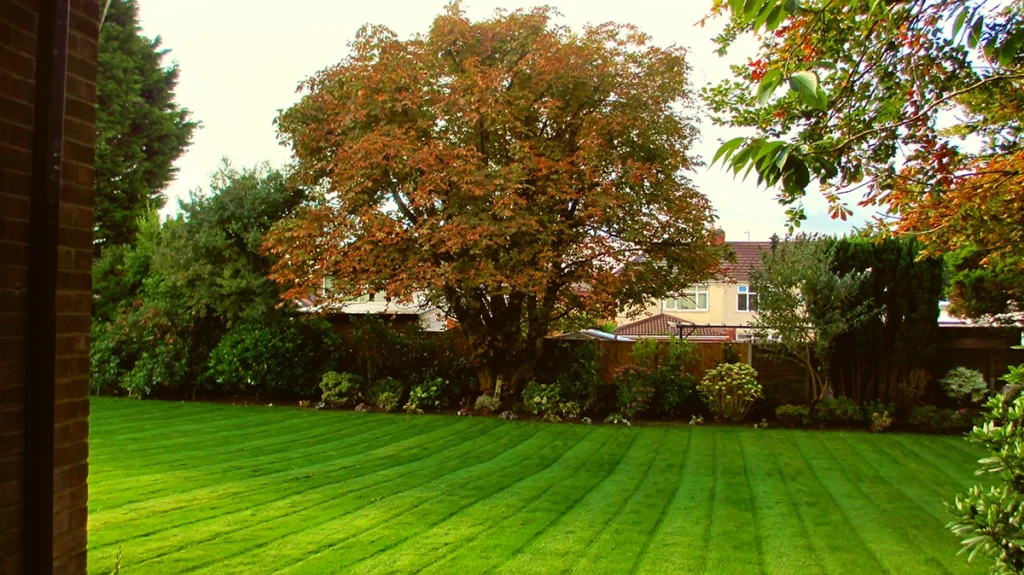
xmin=737 ymin=285 xmax=758 ymax=312
xmin=664 ymin=285 xmax=710 ymax=312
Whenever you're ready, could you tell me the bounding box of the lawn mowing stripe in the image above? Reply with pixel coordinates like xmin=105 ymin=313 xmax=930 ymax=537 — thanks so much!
xmin=88 ymin=416 xmax=468 ymax=532
xmin=741 ymin=430 xmax=825 ymax=575
xmin=272 ymin=427 xmax=595 ymax=575
xmin=774 ymin=431 xmax=888 ymax=574
xmin=88 ymin=413 xmax=416 ymax=493
xmin=89 ymin=417 xmax=454 ymax=515
xmin=626 ymin=428 xmax=692 ymax=575
xmin=90 ymin=418 xmax=524 ymax=573
xmin=346 ymin=428 xmax=621 ymax=574
xmin=703 ymin=429 xmax=763 ymax=575
xmin=841 ymin=434 xmax=959 ymax=520
xmin=830 ymin=433 xmax=975 ymax=575
xmin=89 ymin=400 xmax=270 ymax=433
xmin=89 ymin=418 xmax=501 ymax=556
xmin=488 ymin=431 xmax=645 ymax=575
xmin=885 ymin=434 xmax=980 ymax=489
xmin=630 ymin=427 xmax=714 ymax=575
xmin=737 ymin=430 xmax=766 ymax=573
xmin=566 ymin=429 xmax=667 ymax=574
xmin=793 ymin=432 xmax=949 ymax=575
xmin=566 ymin=428 xmax=687 ymax=575
xmin=89 ymin=408 xmax=373 ymax=458
xmin=183 ymin=425 xmax=587 ymax=575
xmin=89 ymin=411 xmax=398 ymax=484
xmin=478 ymin=430 xmax=641 ymax=575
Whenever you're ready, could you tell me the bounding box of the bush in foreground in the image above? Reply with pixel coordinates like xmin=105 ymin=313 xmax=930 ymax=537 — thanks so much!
xmin=698 ymin=363 xmax=761 ymax=422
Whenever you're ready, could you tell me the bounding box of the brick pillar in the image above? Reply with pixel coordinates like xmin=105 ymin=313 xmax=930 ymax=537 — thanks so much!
xmin=0 ymin=0 xmax=99 ymax=573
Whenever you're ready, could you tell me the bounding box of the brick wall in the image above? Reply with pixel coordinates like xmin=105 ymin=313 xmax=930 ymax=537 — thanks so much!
xmin=1 ymin=0 xmax=98 ymax=573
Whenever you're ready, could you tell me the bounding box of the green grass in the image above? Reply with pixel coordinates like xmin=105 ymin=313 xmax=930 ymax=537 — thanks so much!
xmin=88 ymin=397 xmax=988 ymax=574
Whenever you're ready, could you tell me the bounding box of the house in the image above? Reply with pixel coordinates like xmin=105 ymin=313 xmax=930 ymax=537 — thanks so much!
xmin=614 ymin=235 xmax=772 ymax=341
xmin=299 ymin=278 xmax=449 ymax=332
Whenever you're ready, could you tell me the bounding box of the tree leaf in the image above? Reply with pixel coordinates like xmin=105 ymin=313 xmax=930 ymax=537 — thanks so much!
xmin=712 ymin=137 xmax=746 ymax=167
xmin=756 ymin=69 xmax=783 ymax=106
xmin=783 ymin=0 xmax=800 ymax=13
xmin=789 ymin=70 xmax=819 ymax=98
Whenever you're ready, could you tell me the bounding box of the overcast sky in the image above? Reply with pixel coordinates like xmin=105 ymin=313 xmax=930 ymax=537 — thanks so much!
xmin=136 ymin=0 xmax=871 ymax=241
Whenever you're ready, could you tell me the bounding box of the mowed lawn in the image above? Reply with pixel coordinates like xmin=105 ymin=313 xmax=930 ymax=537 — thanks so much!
xmin=88 ymin=398 xmax=987 ymax=575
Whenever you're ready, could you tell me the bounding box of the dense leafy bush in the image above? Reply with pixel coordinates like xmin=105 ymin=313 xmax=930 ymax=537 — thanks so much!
xmin=375 ymin=391 xmax=400 ymax=412
xmin=909 ymin=406 xmax=973 ymax=434
xmin=320 ymin=372 xmax=364 ymax=407
xmin=534 ymin=341 xmax=602 ymax=412
xmin=405 ymin=377 xmax=448 ymax=413
xmin=522 ymin=381 xmax=562 ymax=416
xmin=206 ymin=318 xmax=343 ymax=399
xmin=698 ymin=363 xmax=762 ymax=422
xmin=948 ymin=372 xmax=1024 ymax=573
xmin=474 ymin=394 xmax=500 ymax=414
xmin=632 ymin=339 xmax=697 ymax=418
xmin=614 ymin=365 xmax=656 ymax=419
xmin=941 ymin=367 xmax=989 ymax=404
xmin=813 ymin=396 xmax=862 ymax=427
xmin=871 ymin=411 xmax=893 ymax=433
xmin=775 ymin=404 xmax=810 ymax=428
xmin=368 ymin=376 xmax=403 ymax=405
xmin=559 ymin=401 xmax=582 ymax=419
xmin=91 ymin=300 xmax=201 ymax=398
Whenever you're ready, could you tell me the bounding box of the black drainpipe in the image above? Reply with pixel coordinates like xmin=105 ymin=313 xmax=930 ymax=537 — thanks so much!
xmin=25 ymin=0 xmax=70 ymax=573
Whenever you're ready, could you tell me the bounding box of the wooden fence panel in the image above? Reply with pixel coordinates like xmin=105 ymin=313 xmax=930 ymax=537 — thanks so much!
xmin=596 ymin=340 xmax=732 ymax=384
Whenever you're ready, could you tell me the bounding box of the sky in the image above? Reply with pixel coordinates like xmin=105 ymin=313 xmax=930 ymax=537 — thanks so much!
xmin=136 ymin=0 xmax=871 ymax=242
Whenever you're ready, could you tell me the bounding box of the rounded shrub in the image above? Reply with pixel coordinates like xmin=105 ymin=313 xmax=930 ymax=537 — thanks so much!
xmin=698 ymin=363 xmax=762 ymax=422
xmin=206 ymin=318 xmax=343 ymax=399
xmin=320 ymin=372 xmax=365 ymax=407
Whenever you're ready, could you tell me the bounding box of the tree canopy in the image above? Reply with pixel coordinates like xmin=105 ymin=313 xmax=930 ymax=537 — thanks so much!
xmin=750 ymin=235 xmax=872 ymax=401
xmin=266 ymin=4 xmax=724 ymax=393
xmin=95 ymin=0 xmax=198 ymax=250
xmin=703 ymin=0 xmax=1024 ymax=318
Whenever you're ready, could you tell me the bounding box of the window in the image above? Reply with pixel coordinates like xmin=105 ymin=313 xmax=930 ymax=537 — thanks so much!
xmin=322 ymin=275 xmax=335 ymax=296
xmin=664 ymin=285 xmax=709 ymax=311
xmin=737 ymin=285 xmax=758 ymax=312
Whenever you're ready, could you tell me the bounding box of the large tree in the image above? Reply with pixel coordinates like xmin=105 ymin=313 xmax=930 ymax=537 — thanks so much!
xmin=266 ymin=5 xmax=724 ymax=394
xmin=95 ymin=0 xmax=198 ymax=251
xmin=750 ymin=235 xmax=872 ymax=401
xmin=702 ymin=0 xmax=1024 ymax=318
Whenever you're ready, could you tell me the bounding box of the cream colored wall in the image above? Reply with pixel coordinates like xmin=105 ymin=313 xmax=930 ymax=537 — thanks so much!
xmin=614 ymin=282 xmax=758 ymax=330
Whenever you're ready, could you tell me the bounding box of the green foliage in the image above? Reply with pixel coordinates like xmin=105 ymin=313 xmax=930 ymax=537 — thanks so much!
xmin=775 ymin=404 xmax=810 ymax=429
xmin=705 ymin=0 xmax=1024 ymax=317
xmin=813 ymin=396 xmax=862 ymax=427
xmin=613 ymin=365 xmax=656 ymax=420
xmin=1003 ymin=365 xmax=1024 ymax=387
xmin=830 ymin=235 xmax=945 ymax=401
xmin=474 ymin=394 xmax=501 ymax=414
xmin=948 ymin=383 xmax=1024 ymax=573
xmin=96 ymin=0 xmax=197 ymax=250
xmin=405 ymin=377 xmax=448 ymax=413
xmin=698 ymin=363 xmax=762 ymax=422
xmin=522 ymin=381 xmax=562 ymax=417
xmin=941 ymin=367 xmax=990 ymax=404
xmin=909 ymin=406 xmax=974 ymax=434
xmin=628 ymin=339 xmax=697 ymax=418
xmin=375 ymin=391 xmax=401 ymax=412
xmin=751 ymin=236 xmax=872 ymax=400
xmin=206 ymin=318 xmax=343 ymax=399
xmin=369 ymin=377 xmax=404 ymax=407
xmin=320 ymin=372 xmax=364 ymax=408
xmin=534 ymin=341 xmax=603 ymax=412
xmin=92 ymin=164 xmax=305 ymax=399
xmin=871 ymin=411 xmax=894 ymax=434
xmin=155 ymin=162 xmax=303 ymax=326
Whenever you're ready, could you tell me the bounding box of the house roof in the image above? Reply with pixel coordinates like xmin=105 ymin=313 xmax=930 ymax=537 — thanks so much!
xmin=721 ymin=241 xmax=772 ymax=283
xmin=614 ymin=313 xmax=730 ymax=340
